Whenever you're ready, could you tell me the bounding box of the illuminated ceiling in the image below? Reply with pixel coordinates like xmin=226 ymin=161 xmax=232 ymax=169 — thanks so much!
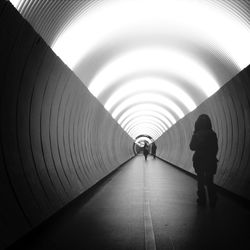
xmin=11 ymin=0 xmax=250 ymax=140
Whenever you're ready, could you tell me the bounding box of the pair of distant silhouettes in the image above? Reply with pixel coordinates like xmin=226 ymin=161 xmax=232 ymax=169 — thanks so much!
xmin=190 ymin=114 xmax=218 ymax=208
xmin=143 ymin=142 xmax=157 ymax=160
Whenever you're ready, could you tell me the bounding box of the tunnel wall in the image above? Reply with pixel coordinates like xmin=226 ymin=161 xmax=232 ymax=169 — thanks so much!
xmin=156 ymin=65 xmax=250 ymax=201
xmin=0 ymin=2 xmax=134 ymax=248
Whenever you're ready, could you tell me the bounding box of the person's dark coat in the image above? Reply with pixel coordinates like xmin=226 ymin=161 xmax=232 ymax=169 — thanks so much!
xmin=143 ymin=144 xmax=149 ymax=156
xmin=151 ymin=143 xmax=157 ymax=154
xmin=189 ymin=115 xmax=218 ymax=174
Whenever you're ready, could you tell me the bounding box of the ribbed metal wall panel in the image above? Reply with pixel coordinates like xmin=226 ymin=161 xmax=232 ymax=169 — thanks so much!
xmin=208 ymin=0 xmax=250 ymax=28
xmin=10 ymin=0 xmax=250 ymax=48
xmin=0 ymin=2 xmax=134 ymax=248
xmin=12 ymin=0 xmax=103 ymax=46
xmin=156 ymin=65 xmax=250 ymax=201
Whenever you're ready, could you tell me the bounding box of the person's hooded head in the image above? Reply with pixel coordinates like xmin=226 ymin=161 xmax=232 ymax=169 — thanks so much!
xmin=194 ymin=114 xmax=212 ymax=132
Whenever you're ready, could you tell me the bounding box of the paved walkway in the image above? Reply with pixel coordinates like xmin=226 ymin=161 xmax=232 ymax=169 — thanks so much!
xmin=9 ymin=156 xmax=250 ymax=250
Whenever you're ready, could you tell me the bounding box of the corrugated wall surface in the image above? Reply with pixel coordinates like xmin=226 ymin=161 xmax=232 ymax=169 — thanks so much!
xmin=9 ymin=0 xmax=250 ymax=49
xmin=0 ymin=2 xmax=134 ymax=248
xmin=156 ymin=65 xmax=250 ymax=201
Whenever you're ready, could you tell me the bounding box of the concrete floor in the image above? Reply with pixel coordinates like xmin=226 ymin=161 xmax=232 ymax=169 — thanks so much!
xmin=9 ymin=156 xmax=250 ymax=250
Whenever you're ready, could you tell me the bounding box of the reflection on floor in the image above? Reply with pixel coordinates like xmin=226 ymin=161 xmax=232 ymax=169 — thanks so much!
xmin=9 ymin=156 xmax=250 ymax=250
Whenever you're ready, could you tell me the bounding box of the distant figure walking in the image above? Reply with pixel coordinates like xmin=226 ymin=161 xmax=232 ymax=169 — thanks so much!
xmin=189 ymin=114 xmax=218 ymax=207
xmin=151 ymin=142 xmax=157 ymax=159
xmin=143 ymin=142 xmax=149 ymax=161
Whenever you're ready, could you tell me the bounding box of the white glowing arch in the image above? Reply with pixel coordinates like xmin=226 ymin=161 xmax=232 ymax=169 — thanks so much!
xmin=50 ymin=0 xmax=250 ymax=72
xmin=89 ymin=47 xmax=220 ymax=98
xmin=104 ymin=77 xmax=197 ymax=112
xmin=10 ymin=0 xmax=250 ymax=141
xmin=129 ymin=129 xmax=162 ymax=141
xmin=130 ymin=127 xmax=161 ymax=140
xmin=121 ymin=111 xmax=171 ymax=129
xmin=135 ymin=137 xmax=153 ymax=145
xmin=127 ymin=120 xmax=163 ymax=134
xmin=111 ymin=93 xmax=184 ymax=119
xmin=130 ymin=127 xmax=160 ymax=139
xmin=116 ymin=104 xmax=176 ymax=125
xmin=125 ymin=119 xmax=166 ymax=135
xmin=123 ymin=116 xmax=168 ymax=133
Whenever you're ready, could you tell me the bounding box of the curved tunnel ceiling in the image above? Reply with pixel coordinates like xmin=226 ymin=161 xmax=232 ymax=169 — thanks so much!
xmin=10 ymin=0 xmax=250 ymax=140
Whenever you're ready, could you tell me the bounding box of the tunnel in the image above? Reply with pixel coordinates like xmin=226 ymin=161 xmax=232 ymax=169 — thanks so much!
xmin=1 ymin=1 xmax=250 ymax=249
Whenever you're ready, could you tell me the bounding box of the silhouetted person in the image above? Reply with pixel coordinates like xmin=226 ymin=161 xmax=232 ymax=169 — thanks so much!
xmin=151 ymin=142 xmax=157 ymax=159
xmin=189 ymin=114 xmax=218 ymax=207
xmin=143 ymin=142 xmax=149 ymax=160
